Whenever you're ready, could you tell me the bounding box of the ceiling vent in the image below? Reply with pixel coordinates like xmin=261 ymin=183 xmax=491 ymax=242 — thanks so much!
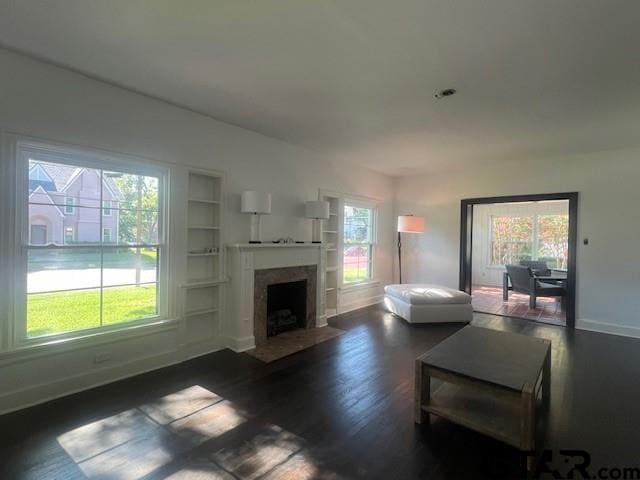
xmin=435 ymin=88 xmax=456 ymax=99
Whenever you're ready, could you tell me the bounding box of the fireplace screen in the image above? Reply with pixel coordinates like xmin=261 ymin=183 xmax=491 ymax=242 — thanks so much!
xmin=266 ymin=280 xmax=307 ymax=337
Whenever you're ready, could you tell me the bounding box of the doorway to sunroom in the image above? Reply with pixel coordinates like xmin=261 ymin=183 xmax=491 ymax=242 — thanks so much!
xmin=467 ymin=198 xmax=571 ymax=326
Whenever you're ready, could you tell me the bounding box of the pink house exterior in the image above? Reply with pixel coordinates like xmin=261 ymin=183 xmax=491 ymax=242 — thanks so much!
xmin=28 ymin=162 xmax=121 ymax=245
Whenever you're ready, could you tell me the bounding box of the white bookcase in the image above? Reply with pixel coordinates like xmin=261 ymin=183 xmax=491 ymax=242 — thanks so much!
xmin=182 ymin=168 xmax=225 ymax=353
xmin=321 ymin=192 xmax=342 ymax=318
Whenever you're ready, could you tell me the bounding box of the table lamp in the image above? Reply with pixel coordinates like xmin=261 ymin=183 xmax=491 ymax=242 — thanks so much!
xmin=241 ymin=191 xmax=271 ymax=243
xmin=305 ymin=200 xmax=330 ymax=243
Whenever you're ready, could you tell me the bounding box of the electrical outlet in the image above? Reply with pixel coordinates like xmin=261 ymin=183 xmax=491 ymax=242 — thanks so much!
xmin=94 ymin=352 xmax=111 ymax=364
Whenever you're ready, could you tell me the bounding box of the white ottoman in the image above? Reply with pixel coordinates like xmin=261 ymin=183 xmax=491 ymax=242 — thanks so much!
xmin=383 ymin=284 xmax=473 ymax=324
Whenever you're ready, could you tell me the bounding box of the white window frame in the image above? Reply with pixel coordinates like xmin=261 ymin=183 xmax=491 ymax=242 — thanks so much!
xmin=64 ymin=226 xmax=74 ymax=244
xmin=12 ymin=139 xmax=172 ymax=348
xmin=64 ymin=196 xmax=76 ymax=215
xmin=102 ymin=227 xmax=112 ymax=243
xmin=102 ymin=199 xmax=112 ymax=217
xmin=342 ymin=198 xmax=377 ymax=286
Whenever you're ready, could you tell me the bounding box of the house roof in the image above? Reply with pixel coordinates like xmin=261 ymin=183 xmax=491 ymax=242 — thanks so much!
xmin=28 ymin=185 xmax=65 ymax=217
xmin=28 ymin=161 xmax=122 ymax=198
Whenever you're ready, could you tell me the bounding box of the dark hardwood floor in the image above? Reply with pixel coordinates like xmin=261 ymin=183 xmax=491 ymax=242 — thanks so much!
xmin=2 ymin=305 xmax=640 ymax=479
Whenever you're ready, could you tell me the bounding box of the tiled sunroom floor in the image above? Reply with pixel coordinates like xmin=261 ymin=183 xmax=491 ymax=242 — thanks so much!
xmin=472 ymin=284 xmax=566 ymax=326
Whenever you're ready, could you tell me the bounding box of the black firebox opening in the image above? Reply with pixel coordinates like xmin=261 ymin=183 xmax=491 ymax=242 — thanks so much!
xmin=267 ymin=280 xmax=307 ymax=337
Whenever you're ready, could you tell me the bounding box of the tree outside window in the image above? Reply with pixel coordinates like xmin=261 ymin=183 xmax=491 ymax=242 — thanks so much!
xmin=537 ymin=214 xmax=569 ymax=268
xmin=490 ymin=216 xmax=533 ymax=265
xmin=490 ymin=213 xmax=568 ymax=268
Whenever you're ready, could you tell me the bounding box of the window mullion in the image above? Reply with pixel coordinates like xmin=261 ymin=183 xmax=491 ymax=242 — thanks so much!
xmin=99 ymin=168 xmax=104 ymax=327
xmin=532 ymin=213 xmax=538 ymax=261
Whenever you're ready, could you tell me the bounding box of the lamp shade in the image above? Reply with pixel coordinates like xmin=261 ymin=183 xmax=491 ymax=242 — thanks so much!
xmin=241 ymin=191 xmax=271 ymax=214
xmin=305 ymin=200 xmax=330 ymax=220
xmin=397 ymin=214 xmax=425 ymax=233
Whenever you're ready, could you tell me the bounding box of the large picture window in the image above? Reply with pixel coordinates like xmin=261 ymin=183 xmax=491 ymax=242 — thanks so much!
xmin=343 ymin=204 xmax=375 ymax=283
xmin=22 ymin=144 xmax=166 ymax=339
xmin=490 ymin=213 xmax=568 ymax=268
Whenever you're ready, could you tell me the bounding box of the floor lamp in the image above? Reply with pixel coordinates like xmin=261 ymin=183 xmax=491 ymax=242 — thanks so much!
xmin=397 ymin=214 xmax=425 ymax=283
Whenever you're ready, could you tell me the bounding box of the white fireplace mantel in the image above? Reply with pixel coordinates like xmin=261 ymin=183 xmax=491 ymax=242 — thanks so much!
xmin=227 ymin=243 xmax=328 ymax=249
xmin=222 ymin=243 xmax=328 ymax=352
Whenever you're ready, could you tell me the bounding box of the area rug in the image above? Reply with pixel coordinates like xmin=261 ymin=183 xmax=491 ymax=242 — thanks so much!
xmin=246 ymin=326 xmax=345 ymax=363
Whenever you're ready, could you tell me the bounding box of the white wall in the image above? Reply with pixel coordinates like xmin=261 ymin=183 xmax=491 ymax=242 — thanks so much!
xmin=394 ymin=150 xmax=640 ymax=338
xmin=0 ymin=48 xmax=394 ymax=414
xmin=472 ymin=201 xmax=569 ymax=287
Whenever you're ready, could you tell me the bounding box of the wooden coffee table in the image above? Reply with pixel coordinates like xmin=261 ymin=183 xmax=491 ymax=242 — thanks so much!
xmin=415 ymin=326 xmax=551 ymax=467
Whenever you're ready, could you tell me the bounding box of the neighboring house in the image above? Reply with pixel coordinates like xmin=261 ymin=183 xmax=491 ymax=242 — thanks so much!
xmin=28 ymin=162 xmax=121 ymax=245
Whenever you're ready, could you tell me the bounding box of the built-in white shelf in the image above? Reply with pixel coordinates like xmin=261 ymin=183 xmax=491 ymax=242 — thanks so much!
xmin=188 ymin=225 xmax=220 ymax=230
xmin=185 ymin=307 xmax=219 ymax=318
xmin=321 ymin=192 xmax=342 ymax=319
xmin=181 ymin=277 xmax=228 ymax=289
xmin=184 ymin=168 xmax=224 ymax=347
xmin=188 ymin=198 xmax=221 ymax=204
xmin=227 ymin=243 xmax=324 ymax=249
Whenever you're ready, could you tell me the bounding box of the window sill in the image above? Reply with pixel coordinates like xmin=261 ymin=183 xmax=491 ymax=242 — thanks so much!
xmin=341 ymin=279 xmax=381 ymax=291
xmin=0 ymin=318 xmax=180 ymax=367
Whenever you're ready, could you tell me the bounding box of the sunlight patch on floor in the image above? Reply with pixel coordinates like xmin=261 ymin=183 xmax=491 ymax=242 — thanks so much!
xmin=57 ymin=385 xmax=247 ymax=479
xmin=56 ymin=385 xmax=341 ymax=479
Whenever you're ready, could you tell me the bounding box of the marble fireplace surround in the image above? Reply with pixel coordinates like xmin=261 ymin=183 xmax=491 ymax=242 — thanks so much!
xmin=254 ymin=265 xmax=317 ymax=346
xmin=224 ymin=244 xmax=327 ymax=352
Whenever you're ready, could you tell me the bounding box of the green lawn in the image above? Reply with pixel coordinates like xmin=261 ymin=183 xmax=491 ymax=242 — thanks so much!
xmin=27 ymin=285 xmax=157 ymax=337
xmin=343 ymin=265 xmax=368 ymax=283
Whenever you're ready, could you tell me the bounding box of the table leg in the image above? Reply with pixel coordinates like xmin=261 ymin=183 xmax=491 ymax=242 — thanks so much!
xmin=521 ymin=383 xmax=536 ymax=470
xmin=503 ymin=272 xmax=509 ymax=301
xmin=414 ymin=360 xmax=430 ymax=424
xmin=542 ymin=347 xmax=551 ymax=410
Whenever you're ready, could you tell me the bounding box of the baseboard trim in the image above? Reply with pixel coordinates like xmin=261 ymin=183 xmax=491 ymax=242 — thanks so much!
xmin=0 ymin=341 xmax=227 ymax=416
xmin=220 ymin=335 xmax=255 ymax=352
xmin=0 ymin=348 xmax=181 ymax=416
xmin=576 ymin=318 xmax=640 ymax=339
xmin=316 ymin=314 xmax=328 ymax=328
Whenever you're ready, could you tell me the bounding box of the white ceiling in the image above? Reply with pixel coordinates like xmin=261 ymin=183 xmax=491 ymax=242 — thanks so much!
xmin=1 ymin=0 xmax=640 ymax=176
